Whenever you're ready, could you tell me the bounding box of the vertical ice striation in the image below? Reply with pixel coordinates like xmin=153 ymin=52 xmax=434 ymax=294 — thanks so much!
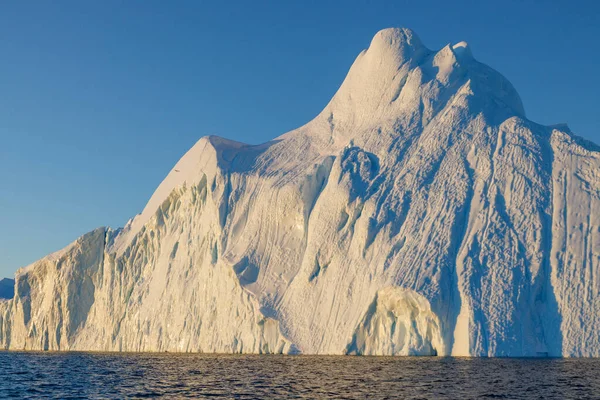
xmin=1 ymin=28 xmax=598 ymax=356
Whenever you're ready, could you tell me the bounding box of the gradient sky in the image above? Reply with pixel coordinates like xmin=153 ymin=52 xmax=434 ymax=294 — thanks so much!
xmin=1 ymin=0 xmax=599 ymax=277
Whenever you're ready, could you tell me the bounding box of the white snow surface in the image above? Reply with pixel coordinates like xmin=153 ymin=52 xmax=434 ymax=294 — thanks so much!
xmin=1 ymin=28 xmax=599 ymax=356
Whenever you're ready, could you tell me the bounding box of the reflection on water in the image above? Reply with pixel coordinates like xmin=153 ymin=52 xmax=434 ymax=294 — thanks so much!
xmin=1 ymin=352 xmax=599 ymax=399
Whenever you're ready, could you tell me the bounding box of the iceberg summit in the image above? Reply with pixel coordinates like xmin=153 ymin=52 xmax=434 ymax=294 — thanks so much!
xmin=1 ymin=28 xmax=599 ymax=357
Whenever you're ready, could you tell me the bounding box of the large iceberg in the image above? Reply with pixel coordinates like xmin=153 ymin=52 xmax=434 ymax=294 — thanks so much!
xmin=1 ymin=28 xmax=599 ymax=356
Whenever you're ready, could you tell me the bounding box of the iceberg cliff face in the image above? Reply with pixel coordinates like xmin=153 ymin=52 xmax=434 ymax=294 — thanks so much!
xmin=1 ymin=28 xmax=599 ymax=356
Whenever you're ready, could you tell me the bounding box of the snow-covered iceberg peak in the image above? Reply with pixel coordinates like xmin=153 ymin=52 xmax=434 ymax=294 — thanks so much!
xmin=320 ymin=28 xmax=428 ymax=131
xmin=367 ymin=27 xmax=426 ymax=67
xmin=313 ymin=28 xmax=525 ymax=147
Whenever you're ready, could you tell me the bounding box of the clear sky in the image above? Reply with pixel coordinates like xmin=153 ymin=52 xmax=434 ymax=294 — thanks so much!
xmin=0 ymin=0 xmax=598 ymax=277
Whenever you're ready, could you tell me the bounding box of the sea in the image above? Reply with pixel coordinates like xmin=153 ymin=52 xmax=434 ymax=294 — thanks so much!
xmin=1 ymin=352 xmax=599 ymax=399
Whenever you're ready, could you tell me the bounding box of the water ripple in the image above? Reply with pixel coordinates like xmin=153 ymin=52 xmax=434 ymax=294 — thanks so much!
xmin=0 ymin=352 xmax=599 ymax=399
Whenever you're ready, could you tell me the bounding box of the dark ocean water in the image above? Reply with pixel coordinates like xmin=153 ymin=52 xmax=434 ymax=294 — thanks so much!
xmin=1 ymin=352 xmax=599 ymax=399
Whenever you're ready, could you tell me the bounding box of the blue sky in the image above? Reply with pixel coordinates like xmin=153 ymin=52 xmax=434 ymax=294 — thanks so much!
xmin=0 ymin=0 xmax=598 ymax=277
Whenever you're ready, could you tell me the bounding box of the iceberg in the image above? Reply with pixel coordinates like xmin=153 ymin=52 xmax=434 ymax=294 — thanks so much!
xmin=1 ymin=28 xmax=599 ymax=356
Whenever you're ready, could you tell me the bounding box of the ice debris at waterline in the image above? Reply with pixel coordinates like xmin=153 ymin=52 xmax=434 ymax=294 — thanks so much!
xmin=1 ymin=28 xmax=599 ymax=357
